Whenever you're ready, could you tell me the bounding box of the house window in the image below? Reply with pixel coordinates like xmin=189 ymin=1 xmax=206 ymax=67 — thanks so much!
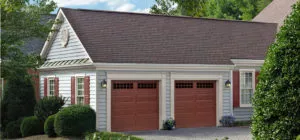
xmin=76 ymin=77 xmax=84 ymax=105
xmin=48 ymin=78 xmax=55 ymax=96
xmin=240 ymin=70 xmax=255 ymax=107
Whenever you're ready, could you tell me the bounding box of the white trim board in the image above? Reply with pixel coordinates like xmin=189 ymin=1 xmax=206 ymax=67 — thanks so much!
xmin=95 ymin=63 xmax=234 ymax=71
xmin=105 ymin=72 xmax=167 ymax=131
xmin=170 ymin=72 xmax=223 ymax=126
xmin=231 ymin=59 xmax=264 ymax=67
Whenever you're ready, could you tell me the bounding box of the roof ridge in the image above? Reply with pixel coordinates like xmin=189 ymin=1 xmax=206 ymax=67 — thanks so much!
xmin=60 ymin=7 xmax=277 ymax=25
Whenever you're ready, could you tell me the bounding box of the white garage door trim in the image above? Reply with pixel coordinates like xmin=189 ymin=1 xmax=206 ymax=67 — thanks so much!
xmin=106 ymin=72 xmax=167 ymax=131
xmin=170 ymin=72 xmax=223 ymax=126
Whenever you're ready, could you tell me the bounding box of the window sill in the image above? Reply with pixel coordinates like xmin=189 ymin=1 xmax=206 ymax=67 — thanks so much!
xmin=240 ymin=104 xmax=252 ymax=107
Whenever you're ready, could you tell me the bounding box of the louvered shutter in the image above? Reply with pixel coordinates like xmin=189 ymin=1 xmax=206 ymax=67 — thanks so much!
xmin=54 ymin=77 xmax=59 ymax=97
xmin=44 ymin=78 xmax=48 ymax=97
xmin=71 ymin=77 xmax=76 ymax=104
xmin=233 ymin=71 xmax=240 ymax=107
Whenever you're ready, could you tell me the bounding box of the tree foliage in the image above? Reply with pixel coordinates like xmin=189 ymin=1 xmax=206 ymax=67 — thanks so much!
xmin=251 ymin=2 xmax=300 ymax=139
xmin=150 ymin=0 xmax=273 ymax=20
xmin=1 ymin=77 xmax=36 ymax=132
xmin=150 ymin=0 xmax=179 ymax=16
xmin=206 ymin=0 xmax=259 ymax=20
xmin=1 ymin=0 xmax=57 ymax=80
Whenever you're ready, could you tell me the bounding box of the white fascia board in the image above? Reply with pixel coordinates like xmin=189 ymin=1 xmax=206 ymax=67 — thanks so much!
xmin=38 ymin=64 xmax=95 ymax=71
xmin=94 ymin=63 xmax=234 ymax=71
xmin=40 ymin=9 xmax=63 ymax=58
xmin=230 ymin=59 xmax=264 ymax=67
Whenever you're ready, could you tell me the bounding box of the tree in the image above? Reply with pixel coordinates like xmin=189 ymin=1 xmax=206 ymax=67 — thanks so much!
xmin=251 ymin=2 xmax=300 ymax=139
xmin=173 ymin=0 xmax=207 ymax=17
xmin=1 ymin=76 xmax=36 ymax=132
xmin=150 ymin=0 xmax=179 ymax=16
xmin=0 ymin=0 xmax=57 ymax=136
xmin=150 ymin=0 xmax=272 ymax=20
xmin=257 ymin=0 xmax=273 ymax=12
xmin=206 ymin=0 xmax=260 ymax=20
xmin=1 ymin=0 xmax=57 ymax=80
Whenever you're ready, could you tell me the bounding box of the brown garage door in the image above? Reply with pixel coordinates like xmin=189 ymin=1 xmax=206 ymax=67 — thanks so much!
xmin=111 ymin=80 xmax=159 ymax=131
xmin=175 ymin=80 xmax=216 ymax=128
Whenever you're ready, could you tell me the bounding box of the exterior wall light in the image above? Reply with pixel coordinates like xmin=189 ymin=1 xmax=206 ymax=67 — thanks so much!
xmin=225 ymin=80 xmax=231 ymax=88
xmin=101 ymin=79 xmax=107 ymax=88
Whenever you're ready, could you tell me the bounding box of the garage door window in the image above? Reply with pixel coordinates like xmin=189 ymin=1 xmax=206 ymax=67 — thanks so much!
xmin=138 ymin=83 xmax=156 ymax=88
xmin=197 ymin=83 xmax=214 ymax=88
xmin=175 ymin=82 xmax=193 ymax=88
xmin=76 ymin=77 xmax=84 ymax=104
xmin=240 ymin=70 xmax=255 ymax=107
xmin=113 ymin=83 xmax=133 ymax=89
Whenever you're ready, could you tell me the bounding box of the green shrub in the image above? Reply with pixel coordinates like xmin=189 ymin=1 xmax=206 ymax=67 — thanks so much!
xmin=44 ymin=114 xmax=56 ymax=137
xmin=85 ymin=132 xmax=143 ymax=140
xmin=4 ymin=118 xmax=23 ymax=138
xmin=233 ymin=121 xmax=251 ymax=126
xmin=1 ymin=78 xmax=36 ymax=132
xmin=20 ymin=116 xmax=44 ymax=137
xmin=297 ymin=135 xmax=300 ymax=140
xmin=34 ymin=96 xmax=65 ymax=121
xmin=54 ymin=105 xmax=96 ymax=136
xmin=251 ymin=2 xmax=300 ymax=140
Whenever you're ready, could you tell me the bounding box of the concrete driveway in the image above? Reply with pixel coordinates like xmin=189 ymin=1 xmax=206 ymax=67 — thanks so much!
xmin=127 ymin=127 xmax=251 ymax=140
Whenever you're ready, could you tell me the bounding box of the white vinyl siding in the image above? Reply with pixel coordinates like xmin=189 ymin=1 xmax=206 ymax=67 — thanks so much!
xmin=40 ymin=70 xmax=96 ymax=109
xmin=240 ymin=70 xmax=255 ymax=107
xmin=46 ymin=14 xmax=90 ymax=62
xmin=48 ymin=78 xmax=55 ymax=96
xmin=76 ymin=77 xmax=84 ymax=105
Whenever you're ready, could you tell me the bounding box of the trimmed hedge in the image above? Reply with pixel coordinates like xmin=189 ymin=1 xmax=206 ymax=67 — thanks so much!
xmin=251 ymin=2 xmax=300 ymax=140
xmin=296 ymin=135 xmax=300 ymax=140
xmin=34 ymin=96 xmax=65 ymax=121
xmin=44 ymin=114 xmax=56 ymax=137
xmin=54 ymin=105 xmax=96 ymax=136
xmin=85 ymin=132 xmax=143 ymax=140
xmin=20 ymin=116 xmax=44 ymax=137
xmin=4 ymin=118 xmax=23 ymax=138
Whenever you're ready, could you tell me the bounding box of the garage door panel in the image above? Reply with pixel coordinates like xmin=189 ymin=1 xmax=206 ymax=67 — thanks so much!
xmin=111 ymin=119 xmax=135 ymax=131
xmin=111 ymin=80 xmax=159 ymax=131
xmin=175 ymin=80 xmax=216 ymax=128
xmin=112 ymin=102 xmax=136 ymax=109
xmin=176 ymin=94 xmax=195 ymax=101
xmin=136 ymin=107 xmax=158 ymax=114
xmin=135 ymin=118 xmax=158 ymax=131
xmin=112 ymin=96 xmax=135 ymax=102
xmin=136 ymin=95 xmax=157 ymax=102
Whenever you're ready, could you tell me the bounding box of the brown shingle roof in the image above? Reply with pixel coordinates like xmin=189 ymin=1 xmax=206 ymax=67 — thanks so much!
xmin=253 ymin=0 xmax=297 ymax=28
xmin=62 ymin=8 xmax=277 ymax=65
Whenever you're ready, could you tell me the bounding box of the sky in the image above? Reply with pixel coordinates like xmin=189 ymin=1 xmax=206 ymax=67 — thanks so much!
xmin=52 ymin=0 xmax=156 ymax=13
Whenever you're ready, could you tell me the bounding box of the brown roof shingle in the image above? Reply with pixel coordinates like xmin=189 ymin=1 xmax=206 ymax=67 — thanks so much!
xmin=253 ymin=0 xmax=297 ymax=28
xmin=62 ymin=8 xmax=277 ymax=65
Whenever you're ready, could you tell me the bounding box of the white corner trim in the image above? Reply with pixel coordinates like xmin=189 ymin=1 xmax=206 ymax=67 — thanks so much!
xmin=230 ymin=70 xmax=233 ymax=115
xmin=231 ymin=59 xmax=264 ymax=67
xmin=95 ymin=63 xmax=234 ymax=71
xmin=106 ymin=72 xmax=166 ymax=131
xmin=106 ymin=79 xmax=112 ymax=131
xmin=170 ymin=73 xmax=223 ymax=126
